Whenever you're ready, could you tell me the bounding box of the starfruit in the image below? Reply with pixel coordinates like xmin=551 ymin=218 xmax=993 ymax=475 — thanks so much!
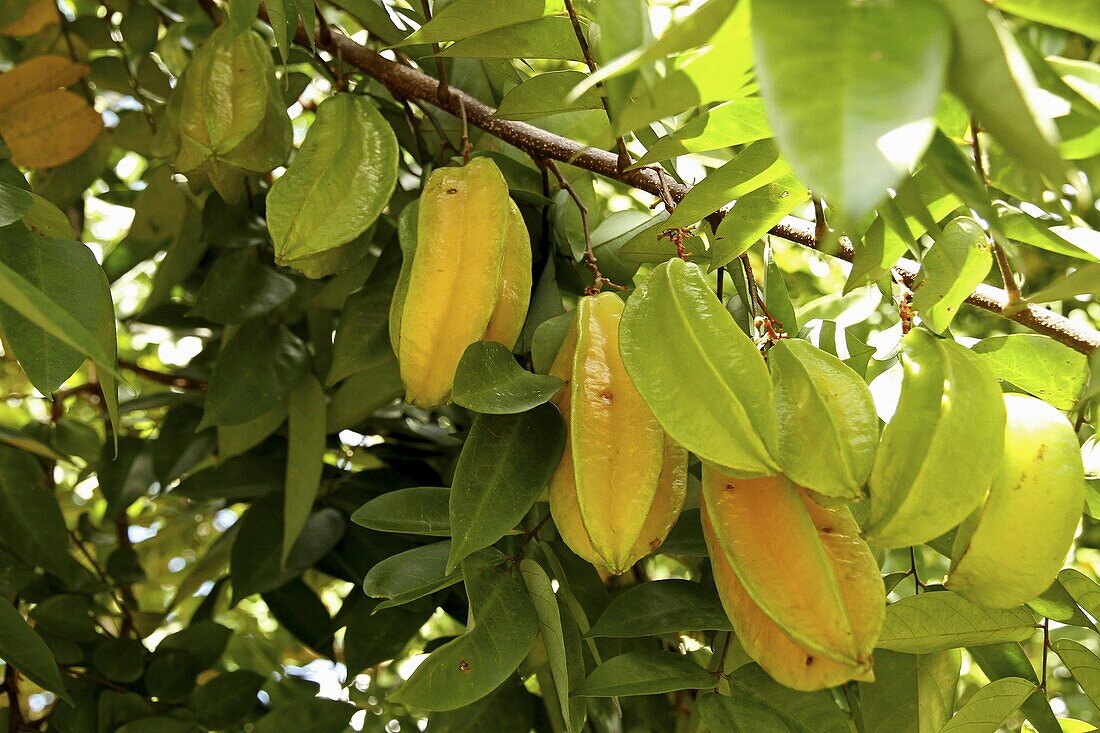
xmin=393 ymin=157 xmax=532 ymax=409
xmin=483 ymin=200 xmax=532 ymax=349
xmin=548 ymin=293 xmax=686 ymax=575
xmin=947 ymin=394 xmax=1084 ymax=608
xmin=702 ymin=470 xmax=884 ymax=690
xmin=172 ymin=26 xmax=291 ymax=202
xmin=769 ymin=338 xmax=878 ymax=501
xmin=864 ymin=328 xmax=1005 ymax=548
xmin=619 ymin=257 xmax=780 ymax=478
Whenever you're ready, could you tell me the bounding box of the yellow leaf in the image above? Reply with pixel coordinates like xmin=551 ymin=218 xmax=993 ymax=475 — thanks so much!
xmin=0 ymin=0 xmax=57 ymax=37
xmin=0 ymin=89 xmax=103 ymax=169
xmin=0 ymin=55 xmax=89 ymax=110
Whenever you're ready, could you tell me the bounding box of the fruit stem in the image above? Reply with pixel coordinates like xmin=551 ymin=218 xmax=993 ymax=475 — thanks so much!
xmin=540 ymin=158 xmax=624 ymax=294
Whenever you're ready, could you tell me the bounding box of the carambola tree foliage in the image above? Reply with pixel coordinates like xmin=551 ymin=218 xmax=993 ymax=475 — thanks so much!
xmin=1 ymin=0 xmax=1100 ymax=730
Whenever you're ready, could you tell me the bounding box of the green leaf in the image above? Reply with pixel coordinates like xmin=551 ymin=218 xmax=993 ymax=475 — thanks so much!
xmin=518 ymin=559 xmax=581 ymax=732
xmin=217 ymin=404 xmax=288 ymax=462
xmin=912 ymin=217 xmax=993 ymax=334
xmin=586 ymin=580 xmax=731 ymax=638
xmin=877 ymin=592 xmax=1035 ymax=653
xmin=634 ymin=98 xmax=771 ymax=168
xmin=426 ymin=678 xmax=535 ymax=733
xmin=189 ymin=248 xmax=296 ymax=324
xmin=282 ymin=374 xmax=326 ymax=566
xmin=711 ymin=174 xmax=808 ymax=270
xmin=752 ymin=0 xmax=950 ymax=222
xmin=405 ymin=0 xmax=564 ymax=43
xmin=344 ymin=598 xmax=434 ymax=676
xmin=1053 ymin=640 xmax=1100 ymax=716
xmin=263 ymin=578 xmax=333 ymax=656
xmin=324 ymin=357 xmax=403 ymax=432
xmin=252 ymin=698 xmax=355 ymax=733
xmin=230 ymin=500 xmax=344 ymax=601
xmin=0 ymin=447 xmax=98 ymax=590
xmin=389 ymin=550 xmax=539 ymax=711
xmin=1001 ymin=210 xmax=1100 ymax=262
xmin=858 ymin=650 xmax=960 ymax=733
xmin=352 ymin=487 xmax=452 ymax=536
xmin=574 ymin=650 xmax=714 ymax=697
xmin=202 ymin=320 xmax=309 ymax=427
xmin=769 ymin=338 xmax=878 ymax=500
xmin=362 ymin=541 xmax=462 ymax=609
xmin=701 ymin=664 xmax=852 ymax=733
xmin=189 ymin=670 xmax=265 ymax=729
xmin=1027 ymin=264 xmax=1100 ymax=303
xmin=0 ymin=227 xmax=117 ymax=395
xmin=0 ymin=601 xmax=69 ymax=699
xmin=440 ymin=17 xmax=586 ymax=61
xmin=93 ymin=638 xmax=146 ymax=684
xmin=1059 ymin=568 xmax=1100 ymax=619
xmin=939 ymin=677 xmax=1036 ymax=733
xmin=0 ymin=180 xmax=70 ymax=236
xmin=495 ymin=71 xmax=603 ymax=121
xmin=696 ymin=693 xmax=789 ymax=733
xmin=941 ymin=0 xmax=1066 ymax=183
xmin=969 ymin=643 xmax=1061 ymax=733
xmin=451 ymin=342 xmax=565 ymax=415
xmin=268 ymin=94 xmax=398 ymax=275
xmin=993 ymin=0 xmax=1099 ymax=41
xmin=326 ymin=237 xmax=400 ymax=387
xmin=971 ymin=334 xmax=1088 ymax=409
xmin=619 ymin=258 xmax=780 ymax=477
xmin=447 ymin=404 xmax=566 ymax=571
xmin=665 ymin=139 xmax=791 ymax=229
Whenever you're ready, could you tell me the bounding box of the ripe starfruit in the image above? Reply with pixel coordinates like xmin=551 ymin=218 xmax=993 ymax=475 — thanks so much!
xmin=392 ymin=157 xmax=531 ymax=408
xmin=548 ymin=293 xmax=687 ymax=575
xmin=702 ymin=470 xmax=884 ymax=691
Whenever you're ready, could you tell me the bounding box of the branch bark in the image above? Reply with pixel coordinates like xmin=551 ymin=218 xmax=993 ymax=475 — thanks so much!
xmin=288 ymin=20 xmax=1100 ymax=355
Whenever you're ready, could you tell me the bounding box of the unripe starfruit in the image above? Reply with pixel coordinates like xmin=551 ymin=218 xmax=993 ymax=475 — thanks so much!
xmin=865 ymin=328 xmax=1006 ymax=548
xmin=548 ymin=293 xmax=687 ymax=575
xmin=947 ymin=393 xmax=1084 ymax=608
xmin=392 ymin=157 xmax=531 ymax=409
xmin=702 ymin=470 xmax=884 ymax=691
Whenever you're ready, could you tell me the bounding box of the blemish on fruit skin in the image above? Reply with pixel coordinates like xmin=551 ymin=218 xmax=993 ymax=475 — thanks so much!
xmin=805 ymin=656 xmax=814 ymax=666
xmin=600 ymin=390 xmax=613 ymax=402
xmin=725 ymin=483 xmax=735 ymax=491
xmin=459 ymin=660 xmax=470 ymax=672
xmin=446 ymin=188 xmax=458 ymax=194
xmin=820 ymin=527 xmax=833 ymax=534
xmin=649 ymin=537 xmax=662 ymax=551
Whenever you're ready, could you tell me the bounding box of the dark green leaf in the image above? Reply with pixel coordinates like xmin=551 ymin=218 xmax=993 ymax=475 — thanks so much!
xmin=189 ymin=248 xmax=296 ymax=324
xmin=587 ymin=580 xmax=731 ymax=638
xmin=351 ymin=487 xmax=452 ymax=536
xmin=451 ymin=342 xmax=564 ymax=415
xmin=574 ymin=650 xmax=713 ymax=697
xmin=202 ymin=320 xmax=309 ymax=427
xmin=283 ymin=374 xmax=326 ymax=565
xmin=389 ymin=551 xmax=539 ymax=711
xmin=447 ymin=404 xmax=565 ymax=570
xmin=0 ymin=601 xmax=69 ymax=699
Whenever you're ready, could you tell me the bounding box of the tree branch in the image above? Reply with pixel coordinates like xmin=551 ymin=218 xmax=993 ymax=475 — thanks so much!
xmin=284 ymin=19 xmax=1100 ymax=355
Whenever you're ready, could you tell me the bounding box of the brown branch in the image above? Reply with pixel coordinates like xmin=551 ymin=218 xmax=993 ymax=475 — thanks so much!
xmin=970 ymin=118 xmax=1021 ymax=307
xmin=561 ymin=0 xmax=631 ymax=172
xmin=118 ymin=360 xmax=207 ymax=391
xmin=269 ymin=18 xmax=1100 ymax=355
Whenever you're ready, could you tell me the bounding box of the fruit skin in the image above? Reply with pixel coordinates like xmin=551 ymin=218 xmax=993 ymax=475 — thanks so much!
xmin=396 ymin=157 xmax=510 ymax=409
xmin=482 ymin=200 xmax=532 ymax=350
xmin=702 ymin=470 xmax=884 ymax=690
xmin=947 ymin=393 xmax=1085 ymax=608
xmin=865 ymin=328 xmax=1006 ymax=548
xmin=548 ymin=296 xmax=684 ymax=574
